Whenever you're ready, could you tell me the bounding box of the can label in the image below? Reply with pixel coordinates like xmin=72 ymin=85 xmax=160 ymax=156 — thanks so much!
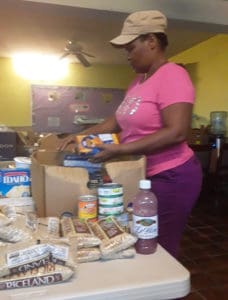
xmin=98 ymin=183 xmax=123 ymax=217
xmin=98 ymin=183 xmax=123 ymax=205
xmin=98 ymin=183 xmax=123 ymax=197
xmin=99 ymin=204 xmax=124 ymax=216
xmin=98 ymin=195 xmax=123 ymax=206
xmin=78 ymin=195 xmax=97 ymax=221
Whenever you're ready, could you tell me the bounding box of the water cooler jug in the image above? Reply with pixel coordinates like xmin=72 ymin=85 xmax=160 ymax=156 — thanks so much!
xmin=210 ymin=111 xmax=227 ymax=158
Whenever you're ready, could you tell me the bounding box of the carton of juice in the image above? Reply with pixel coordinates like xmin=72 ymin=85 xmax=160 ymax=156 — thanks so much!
xmin=76 ymin=133 xmax=119 ymax=155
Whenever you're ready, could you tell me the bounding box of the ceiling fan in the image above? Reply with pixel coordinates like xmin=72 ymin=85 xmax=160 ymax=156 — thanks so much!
xmin=60 ymin=40 xmax=95 ymax=67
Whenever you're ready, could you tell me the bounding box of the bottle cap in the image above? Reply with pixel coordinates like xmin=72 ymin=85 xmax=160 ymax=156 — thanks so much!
xmin=139 ymin=179 xmax=151 ymax=189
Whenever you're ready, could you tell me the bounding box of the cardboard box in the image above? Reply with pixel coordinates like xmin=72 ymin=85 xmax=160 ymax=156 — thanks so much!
xmin=39 ymin=133 xmax=71 ymax=151
xmin=0 ymin=130 xmax=16 ymax=160
xmin=31 ymin=150 xmax=146 ymax=217
xmin=15 ymin=127 xmax=39 ymax=156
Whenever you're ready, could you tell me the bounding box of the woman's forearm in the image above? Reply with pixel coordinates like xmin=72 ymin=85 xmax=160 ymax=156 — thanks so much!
xmin=119 ymin=126 xmax=187 ymax=156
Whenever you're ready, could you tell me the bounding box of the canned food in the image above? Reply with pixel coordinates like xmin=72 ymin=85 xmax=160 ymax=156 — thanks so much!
xmin=78 ymin=195 xmax=97 ymax=222
xmin=98 ymin=194 xmax=123 ymax=206
xmin=98 ymin=183 xmax=123 ymax=198
xmin=98 ymin=183 xmax=123 ymax=217
xmin=99 ymin=204 xmax=124 ymax=216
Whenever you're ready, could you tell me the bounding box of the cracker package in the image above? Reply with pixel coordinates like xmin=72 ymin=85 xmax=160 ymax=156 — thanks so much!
xmin=76 ymin=133 xmax=119 ymax=155
xmin=72 ymin=218 xmax=101 ymax=248
xmin=77 ymin=248 xmax=101 ymax=263
xmin=89 ymin=216 xmax=137 ymax=258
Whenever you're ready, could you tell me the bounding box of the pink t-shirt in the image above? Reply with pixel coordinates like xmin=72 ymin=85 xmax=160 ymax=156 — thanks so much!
xmin=116 ymin=62 xmax=195 ymax=176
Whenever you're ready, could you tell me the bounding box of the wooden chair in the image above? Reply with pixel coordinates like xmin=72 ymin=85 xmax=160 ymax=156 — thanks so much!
xmin=215 ymin=143 xmax=228 ymax=196
xmin=190 ymin=142 xmax=228 ymax=207
xmin=190 ymin=144 xmax=213 ymax=173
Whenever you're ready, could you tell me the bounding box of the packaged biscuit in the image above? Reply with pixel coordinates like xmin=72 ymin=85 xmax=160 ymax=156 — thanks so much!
xmin=88 ymin=216 xmax=137 ymax=258
xmin=76 ymin=133 xmax=119 ymax=155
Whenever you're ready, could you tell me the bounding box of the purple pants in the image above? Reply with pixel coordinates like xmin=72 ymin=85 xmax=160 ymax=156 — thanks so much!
xmin=147 ymin=155 xmax=202 ymax=258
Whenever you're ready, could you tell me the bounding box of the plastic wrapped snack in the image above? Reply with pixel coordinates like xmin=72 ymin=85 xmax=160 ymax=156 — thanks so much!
xmin=60 ymin=217 xmax=76 ymax=238
xmin=0 ymin=212 xmax=11 ymax=227
xmin=0 ymin=241 xmax=77 ymax=279
xmin=72 ymin=218 xmax=101 ymax=248
xmin=101 ymin=247 xmax=136 ymax=261
xmin=0 ymin=243 xmax=50 ymax=278
xmin=35 ymin=217 xmax=60 ymax=240
xmin=25 ymin=212 xmax=38 ymax=232
xmin=48 ymin=217 xmax=60 ymax=237
xmin=77 ymin=248 xmax=101 ymax=263
xmin=1 ymin=206 xmax=17 ymax=222
xmin=0 ymin=263 xmax=74 ymax=290
xmin=89 ymin=217 xmax=137 ymax=258
xmin=48 ymin=242 xmax=77 ymax=271
xmin=0 ymin=224 xmax=30 ymax=243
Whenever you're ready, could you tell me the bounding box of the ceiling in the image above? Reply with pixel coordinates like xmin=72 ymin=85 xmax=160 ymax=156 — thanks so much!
xmin=0 ymin=0 xmax=227 ymax=65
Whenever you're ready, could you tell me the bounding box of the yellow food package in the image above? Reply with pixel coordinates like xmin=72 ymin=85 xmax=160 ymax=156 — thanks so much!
xmin=76 ymin=134 xmax=119 ymax=155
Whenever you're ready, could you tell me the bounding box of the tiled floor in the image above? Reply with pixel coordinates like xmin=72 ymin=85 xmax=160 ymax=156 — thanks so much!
xmin=179 ymin=190 xmax=228 ymax=300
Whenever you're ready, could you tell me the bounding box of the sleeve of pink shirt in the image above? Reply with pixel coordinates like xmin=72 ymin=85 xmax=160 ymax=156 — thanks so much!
xmin=157 ymin=64 xmax=195 ymax=109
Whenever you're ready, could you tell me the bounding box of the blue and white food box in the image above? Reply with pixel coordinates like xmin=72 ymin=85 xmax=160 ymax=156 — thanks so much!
xmin=63 ymin=154 xmax=102 ymax=174
xmin=0 ymin=168 xmax=31 ymax=198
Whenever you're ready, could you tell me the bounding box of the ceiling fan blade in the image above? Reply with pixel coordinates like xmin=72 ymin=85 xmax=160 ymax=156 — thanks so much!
xmin=74 ymin=52 xmax=91 ymax=67
xmin=59 ymin=52 xmax=69 ymax=60
xmin=80 ymin=51 xmax=95 ymax=58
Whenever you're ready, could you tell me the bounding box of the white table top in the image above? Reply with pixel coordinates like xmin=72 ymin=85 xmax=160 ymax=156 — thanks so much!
xmin=1 ymin=245 xmax=190 ymax=300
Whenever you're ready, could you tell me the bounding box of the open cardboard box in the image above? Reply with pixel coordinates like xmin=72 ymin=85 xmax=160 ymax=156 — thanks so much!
xmin=31 ymin=150 xmax=146 ymax=217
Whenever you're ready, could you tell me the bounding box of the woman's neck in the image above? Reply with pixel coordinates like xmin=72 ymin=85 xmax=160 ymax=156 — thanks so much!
xmin=143 ymin=59 xmax=168 ymax=81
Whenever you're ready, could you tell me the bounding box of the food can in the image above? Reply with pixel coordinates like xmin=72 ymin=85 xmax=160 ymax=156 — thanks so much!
xmin=99 ymin=204 xmax=124 ymax=216
xmin=78 ymin=195 xmax=97 ymax=222
xmin=98 ymin=183 xmax=124 ymax=217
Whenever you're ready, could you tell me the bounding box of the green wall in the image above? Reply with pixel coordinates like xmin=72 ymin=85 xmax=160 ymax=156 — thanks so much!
xmin=0 ymin=33 xmax=227 ymax=128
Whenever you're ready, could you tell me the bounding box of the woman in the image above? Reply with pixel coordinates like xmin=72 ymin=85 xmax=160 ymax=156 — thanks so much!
xmin=58 ymin=10 xmax=202 ymax=258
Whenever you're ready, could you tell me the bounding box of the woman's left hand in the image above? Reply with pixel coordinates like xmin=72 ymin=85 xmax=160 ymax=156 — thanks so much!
xmin=89 ymin=143 xmax=122 ymax=163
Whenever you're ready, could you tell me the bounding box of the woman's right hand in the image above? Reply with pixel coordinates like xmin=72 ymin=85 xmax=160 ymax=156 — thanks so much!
xmin=57 ymin=134 xmax=77 ymax=152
